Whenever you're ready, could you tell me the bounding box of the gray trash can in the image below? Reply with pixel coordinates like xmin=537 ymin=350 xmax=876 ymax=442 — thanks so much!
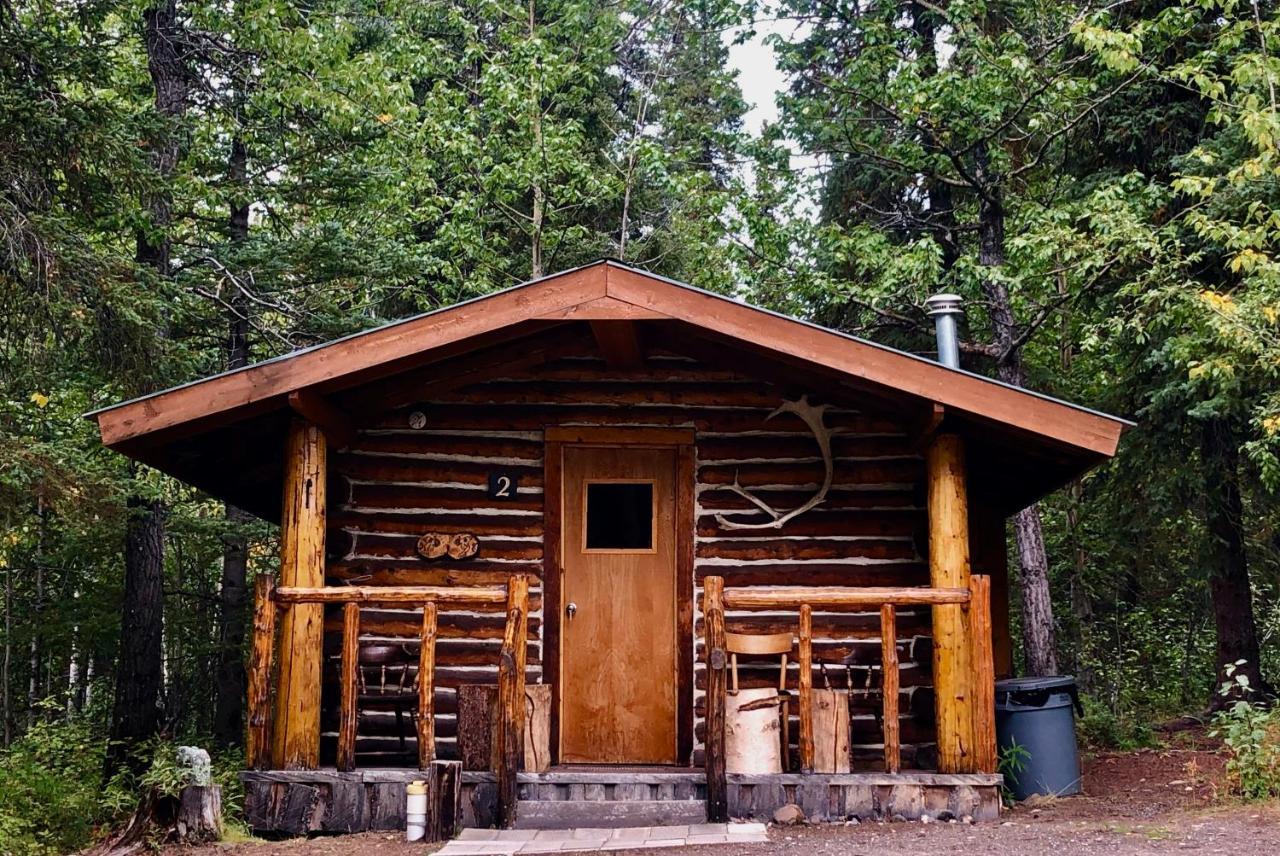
xmin=994 ymin=676 xmax=1083 ymax=800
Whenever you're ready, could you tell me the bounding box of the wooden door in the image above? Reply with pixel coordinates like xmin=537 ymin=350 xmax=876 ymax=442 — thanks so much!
xmin=560 ymin=446 xmax=678 ymax=764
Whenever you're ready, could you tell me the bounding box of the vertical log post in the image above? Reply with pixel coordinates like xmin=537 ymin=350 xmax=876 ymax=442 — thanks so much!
xmin=272 ymin=419 xmax=327 ymax=769
xmin=496 ymin=575 xmax=529 ymax=829
xmin=880 ymin=603 xmax=900 ymax=774
xmin=798 ymin=603 xmax=815 ymax=773
xmin=245 ymin=575 xmax=276 ymax=769
xmin=418 ymin=602 xmax=438 ymax=768
xmin=927 ymin=433 xmax=975 ymax=773
xmin=336 ymin=602 xmax=360 ymax=773
xmin=703 ymin=576 xmax=728 ymax=822
xmin=969 ymin=574 xmax=997 ymax=773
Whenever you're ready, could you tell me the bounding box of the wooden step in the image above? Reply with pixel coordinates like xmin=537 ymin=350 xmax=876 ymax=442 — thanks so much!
xmin=513 ymin=799 xmax=708 ymax=829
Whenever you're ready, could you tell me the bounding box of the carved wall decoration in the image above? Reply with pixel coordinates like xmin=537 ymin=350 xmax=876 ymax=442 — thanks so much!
xmin=416 ymin=532 xmax=480 ymax=561
xmin=713 ymin=395 xmax=835 ymax=530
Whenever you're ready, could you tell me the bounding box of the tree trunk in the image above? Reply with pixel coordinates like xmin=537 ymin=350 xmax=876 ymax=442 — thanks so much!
xmin=975 ymin=143 xmax=1059 ymax=676
xmin=528 ymin=0 xmax=544 ymax=279
xmin=212 ymin=130 xmax=252 ymax=748
xmin=1200 ymin=416 xmax=1272 ymax=704
xmin=106 ymin=0 xmax=188 ymax=778
xmin=106 ymin=495 xmax=167 ymax=777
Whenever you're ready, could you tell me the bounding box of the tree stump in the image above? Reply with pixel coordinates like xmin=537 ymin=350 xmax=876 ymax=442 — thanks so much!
xmin=726 ymin=688 xmax=783 ymax=774
xmin=176 ymin=785 xmax=223 ymax=843
xmin=458 ymin=683 xmax=552 ymax=772
xmin=812 ymin=688 xmax=851 ymax=773
xmin=427 ymin=760 xmax=462 ymax=841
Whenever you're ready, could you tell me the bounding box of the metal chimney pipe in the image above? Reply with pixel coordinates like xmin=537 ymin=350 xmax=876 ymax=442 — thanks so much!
xmin=924 ymin=293 xmax=964 ymax=369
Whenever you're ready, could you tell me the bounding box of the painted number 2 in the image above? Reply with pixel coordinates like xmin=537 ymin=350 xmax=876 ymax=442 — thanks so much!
xmin=488 ymin=471 xmax=519 ymax=499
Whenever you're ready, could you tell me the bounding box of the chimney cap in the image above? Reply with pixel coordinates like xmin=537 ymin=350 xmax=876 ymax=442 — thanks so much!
xmin=924 ymin=293 xmax=964 ymax=316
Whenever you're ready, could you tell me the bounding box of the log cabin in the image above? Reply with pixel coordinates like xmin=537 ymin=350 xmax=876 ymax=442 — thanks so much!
xmin=88 ymin=260 xmax=1130 ymax=833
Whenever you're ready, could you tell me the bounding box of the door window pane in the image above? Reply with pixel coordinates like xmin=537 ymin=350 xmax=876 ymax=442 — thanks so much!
xmin=585 ymin=482 xmax=653 ymax=550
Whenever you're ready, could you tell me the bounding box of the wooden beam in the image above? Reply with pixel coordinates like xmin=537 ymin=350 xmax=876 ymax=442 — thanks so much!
xmin=274 ymin=585 xmax=507 ymax=607
xmin=341 ymin=327 xmax=591 ymax=417
xmin=721 ymin=586 xmax=970 ymax=609
xmin=969 ymin=575 xmax=997 ymax=774
xmin=798 ymin=604 xmax=814 ymax=774
xmin=336 ymin=602 xmax=360 ymax=772
xmin=287 ymin=390 xmax=355 ymax=450
xmin=909 ymin=403 xmax=946 ymax=450
xmin=880 ymin=603 xmax=900 ymax=774
xmin=647 ymin=325 xmax=916 ymax=420
xmin=589 ymin=320 xmax=645 ymax=369
xmin=272 ymin=420 xmax=327 ymax=770
xmin=245 ymin=575 xmax=277 ymax=770
xmin=418 ymin=602 xmax=438 ymax=768
xmin=496 ymin=575 xmax=530 ymax=828
xmin=926 ymin=433 xmax=975 ymax=774
xmin=702 ymin=576 xmax=728 ymax=822
xmin=543 ymin=426 xmax=694 ymax=446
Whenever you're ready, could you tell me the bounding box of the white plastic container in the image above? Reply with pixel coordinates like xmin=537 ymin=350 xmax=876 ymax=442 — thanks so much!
xmin=405 ymin=780 xmax=428 ymax=841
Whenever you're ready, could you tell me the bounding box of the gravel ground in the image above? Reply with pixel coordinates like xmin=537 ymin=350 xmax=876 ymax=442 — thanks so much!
xmin=173 ymin=744 xmax=1280 ymax=856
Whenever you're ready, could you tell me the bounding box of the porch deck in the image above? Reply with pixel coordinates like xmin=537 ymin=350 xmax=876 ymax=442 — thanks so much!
xmin=242 ymin=766 xmax=1002 ymax=834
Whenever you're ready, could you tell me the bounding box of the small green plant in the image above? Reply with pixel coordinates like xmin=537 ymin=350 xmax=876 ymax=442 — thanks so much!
xmin=997 ymin=740 xmax=1032 ymax=805
xmin=1076 ymin=695 xmax=1160 ymax=750
xmin=1210 ymin=662 xmax=1280 ymax=801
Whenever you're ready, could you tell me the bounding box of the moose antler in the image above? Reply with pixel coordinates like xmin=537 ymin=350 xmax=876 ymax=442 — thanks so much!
xmin=714 ymin=395 xmax=835 ymax=530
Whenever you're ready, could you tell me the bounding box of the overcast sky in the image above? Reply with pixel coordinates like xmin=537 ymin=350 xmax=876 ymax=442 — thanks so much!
xmin=726 ymin=24 xmax=788 ymax=136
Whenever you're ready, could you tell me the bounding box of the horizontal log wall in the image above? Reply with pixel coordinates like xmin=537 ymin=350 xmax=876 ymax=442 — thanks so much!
xmin=326 ymin=353 xmax=934 ymax=767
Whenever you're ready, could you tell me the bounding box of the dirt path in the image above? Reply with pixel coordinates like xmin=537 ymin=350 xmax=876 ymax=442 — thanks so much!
xmin=177 ymin=746 xmax=1278 ymax=855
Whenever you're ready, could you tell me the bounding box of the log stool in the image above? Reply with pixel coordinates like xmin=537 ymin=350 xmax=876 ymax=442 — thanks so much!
xmin=726 ymin=631 xmax=794 ymax=773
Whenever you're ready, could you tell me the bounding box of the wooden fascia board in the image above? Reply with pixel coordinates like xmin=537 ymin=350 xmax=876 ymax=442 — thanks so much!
xmin=603 ymin=266 xmax=1125 ymax=457
xmin=92 ymin=265 xmax=609 ymax=448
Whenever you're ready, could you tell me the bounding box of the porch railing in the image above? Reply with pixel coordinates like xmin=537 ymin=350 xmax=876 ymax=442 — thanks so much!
xmin=245 ymin=575 xmax=531 ymax=828
xmin=700 ymin=575 xmax=997 ymax=822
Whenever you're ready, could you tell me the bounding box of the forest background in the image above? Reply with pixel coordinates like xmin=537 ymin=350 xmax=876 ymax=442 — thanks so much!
xmin=1 ymin=0 xmax=1278 ymax=851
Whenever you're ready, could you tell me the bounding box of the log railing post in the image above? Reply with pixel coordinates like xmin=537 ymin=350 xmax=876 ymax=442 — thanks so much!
xmin=880 ymin=603 xmax=900 ymax=774
xmin=797 ymin=603 xmax=814 ymax=773
xmin=496 ymin=575 xmax=529 ymax=829
xmin=969 ymin=574 xmax=997 ymax=774
xmin=336 ymin=601 xmax=360 ymax=772
xmin=245 ymin=575 xmax=277 ymax=769
xmin=926 ymin=433 xmax=975 ymax=773
xmin=272 ymin=419 xmax=327 ymax=769
xmin=418 ymin=602 xmax=438 ymax=768
xmin=703 ymin=576 xmax=728 ymax=822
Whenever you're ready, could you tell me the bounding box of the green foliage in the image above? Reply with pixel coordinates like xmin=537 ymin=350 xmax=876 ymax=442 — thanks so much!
xmin=1077 ymin=695 xmax=1158 ymax=751
xmin=1210 ymin=663 xmax=1280 ymax=801
xmin=0 ymin=716 xmax=111 ymax=855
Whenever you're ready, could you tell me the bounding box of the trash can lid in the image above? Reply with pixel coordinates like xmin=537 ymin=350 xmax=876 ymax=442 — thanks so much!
xmin=996 ymin=675 xmax=1076 ymax=692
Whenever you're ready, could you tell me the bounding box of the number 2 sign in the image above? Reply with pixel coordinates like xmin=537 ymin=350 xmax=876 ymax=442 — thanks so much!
xmin=488 ymin=471 xmax=519 ymax=499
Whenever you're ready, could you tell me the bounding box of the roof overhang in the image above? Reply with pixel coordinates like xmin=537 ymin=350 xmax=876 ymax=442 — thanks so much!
xmin=88 ymin=260 xmax=1132 ymax=519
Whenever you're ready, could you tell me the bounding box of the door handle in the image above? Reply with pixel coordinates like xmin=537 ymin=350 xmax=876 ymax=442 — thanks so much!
xmin=566 ymin=602 xmax=578 ymax=620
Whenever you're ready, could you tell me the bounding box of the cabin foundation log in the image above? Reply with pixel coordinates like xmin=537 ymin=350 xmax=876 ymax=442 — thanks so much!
xmin=926 ymin=434 xmax=976 ymax=773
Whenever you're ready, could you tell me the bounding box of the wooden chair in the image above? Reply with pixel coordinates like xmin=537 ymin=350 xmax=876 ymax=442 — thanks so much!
xmin=357 ymin=643 xmax=420 ymax=761
xmin=726 ymin=631 xmax=794 ymax=772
